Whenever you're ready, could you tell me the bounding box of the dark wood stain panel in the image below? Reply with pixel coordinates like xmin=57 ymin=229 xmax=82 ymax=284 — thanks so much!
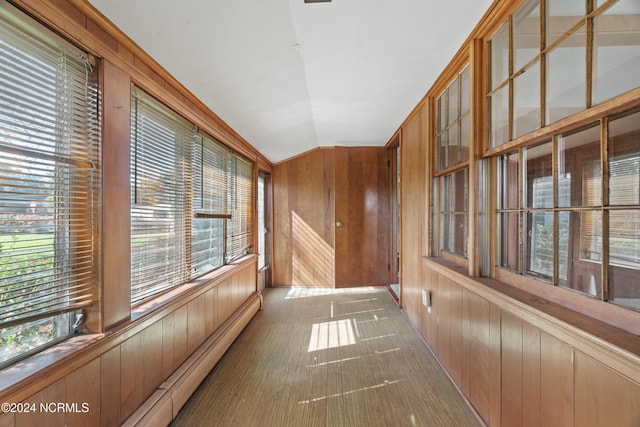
xmin=335 ymin=146 xmax=391 ymax=287
xmin=400 ymin=105 xmax=428 ymax=328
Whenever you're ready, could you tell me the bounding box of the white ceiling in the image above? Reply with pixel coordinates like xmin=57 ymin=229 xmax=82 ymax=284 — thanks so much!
xmin=88 ymin=0 xmax=493 ymax=163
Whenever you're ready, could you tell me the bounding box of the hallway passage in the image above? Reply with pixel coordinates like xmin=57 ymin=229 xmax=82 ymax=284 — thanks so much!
xmin=171 ymin=287 xmax=481 ymax=427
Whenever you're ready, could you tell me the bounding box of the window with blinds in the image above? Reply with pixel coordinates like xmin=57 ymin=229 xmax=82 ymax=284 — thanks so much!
xmin=130 ymin=91 xmax=194 ymax=304
xmin=191 ymin=135 xmax=230 ymax=275
xmin=0 ymin=2 xmax=99 ymax=366
xmin=131 ymin=89 xmax=255 ymax=304
xmin=227 ymin=155 xmax=254 ymax=262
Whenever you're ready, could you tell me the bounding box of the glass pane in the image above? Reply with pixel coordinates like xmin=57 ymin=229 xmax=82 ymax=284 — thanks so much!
xmin=192 ymin=218 xmax=224 ymax=275
xmin=449 ymin=124 xmax=459 ymax=166
xmin=525 ymin=211 xmax=554 ymax=279
xmin=499 ymin=152 xmax=519 ymax=210
xmin=557 ymin=124 xmax=601 ymax=208
xmin=609 ymin=209 xmax=640 ymax=309
xmin=453 ymin=168 xmax=469 ymax=212
xmin=514 ymin=60 xmax=541 ymax=138
xmin=0 ymin=314 xmax=72 ymax=366
xmin=460 ymin=115 xmax=470 ymax=163
xmin=609 ymin=109 xmax=640 ymax=206
xmin=558 ymin=210 xmax=570 ymax=282
xmin=438 ymin=95 xmax=446 ymax=133
xmin=491 ymin=23 xmax=510 ymax=89
xmin=437 ymin=132 xmax=447 ymax=171
xmin=547 ymin=29 xmax=586 ymax=124
xmin=441 ymin=170 xmax=468 ymax=258
xmin=524 ymin=141 xmax=553 ymax=208
xmin=514 ymin=0 xmax=540 ymax=71
xmin=499 ymin=212 xmax=520 ymax=271
xmin=461 ymin=67 xmax=470 ymax=114
xmin=453 ymin=213 xmax=469 ymax=257
xmin=564 ymin=210 xmax=603 ymax=296
xmin=448 ymin=78 xmax=459 ymax=126
xmin=442 ymin=174 xmax=451 ymax=212
xmin=489 ymin=85 xmax=510 ymax=147
xmin=547 ymin=0 xmax=585 ymax=47
xmin=593 ymin=0 xmax=640 ymax=104
xmin=441 ymin=213 xmax=451 ymax=252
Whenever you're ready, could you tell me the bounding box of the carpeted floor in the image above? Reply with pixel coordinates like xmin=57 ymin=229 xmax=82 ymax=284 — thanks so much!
xmin=170 ymin=287 xmax=481 ymax=427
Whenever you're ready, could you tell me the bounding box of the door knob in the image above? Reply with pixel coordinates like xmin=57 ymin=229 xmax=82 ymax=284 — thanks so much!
xmin=335 ymin=221 xmax=343 ymax=227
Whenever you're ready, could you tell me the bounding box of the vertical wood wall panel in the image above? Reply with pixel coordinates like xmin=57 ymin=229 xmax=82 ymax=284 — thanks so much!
xmin=448 ymin=281 xmax=464 ymax=385
xmin=575 ymin=351 xmax=640 ymax=427
xmin=464 ymin=291 xmax=492 ymax=422
xmin=437 ymin=276 xmax=452 ymax=371
xmin=100 ymin=346 xmax=121 ymax=427
xmin=488 ymin=303 xmax=502 ymax=427
xmin=501 ymin=311 xmax=523 ymax=426
xmin=540 ymin=332 xmax=574 ymax=427
xmin=17 ymin=380 xmax=65 ymax=427
xmin=65 ymin=358 xmax=101 ymax=426
xmin=142 ymin=320 xmax=164 ymax=400
xmin=522 ymin=322 xmax=541 ymax=427
xmin=173 ymin=305 xmax=189 ymax=370
xmin=161 ymin=313 xmax=175 ymax=380
xmin=120 ymin=334 xmax=144 ymax=422
xmin=400 ymin=105 xmax=428 ymax=328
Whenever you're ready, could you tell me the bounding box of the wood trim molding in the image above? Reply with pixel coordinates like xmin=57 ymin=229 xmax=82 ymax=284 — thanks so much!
xmin=483 ymin=87 xmax=640 ymax=158
xmin=422 ymin=256 xmax=640 ymax=384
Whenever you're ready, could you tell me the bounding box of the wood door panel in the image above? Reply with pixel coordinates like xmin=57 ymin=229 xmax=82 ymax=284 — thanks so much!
xmin=335 ymin=147 xmax=391 ymax=287
xmin=273 ymin=148 xmax=335 ymax=287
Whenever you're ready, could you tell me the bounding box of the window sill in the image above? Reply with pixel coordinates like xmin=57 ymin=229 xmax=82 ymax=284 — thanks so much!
xmin=0 ymin=254 xmax=257 ymax=403
xmin=131 ymin=254 xmax=257 ymax=321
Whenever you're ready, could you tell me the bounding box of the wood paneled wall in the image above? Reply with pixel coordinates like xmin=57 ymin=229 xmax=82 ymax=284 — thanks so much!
xmin=272 ymin=147 xmax=390 ymax=288
xmin=415 ymin=259 xmax=640 ymax=426
xmin=391 ymin=1 xmax=640 ymax=425
xmin=273 ymin=148 xmax=336 ymax=287
xmin=399 ymin=105 xmax=429 ymax=328
xmin=397 ymin=104 xmax=640 ymax=425
xmin=0 ymin=259 xmax=258 ymax=427
xmin=0 ymin=1 xmax=266 ymax=425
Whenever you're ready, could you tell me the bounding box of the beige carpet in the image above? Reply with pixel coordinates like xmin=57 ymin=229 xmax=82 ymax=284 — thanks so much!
xmin=171 ymin=287 xmax=481 ymax=427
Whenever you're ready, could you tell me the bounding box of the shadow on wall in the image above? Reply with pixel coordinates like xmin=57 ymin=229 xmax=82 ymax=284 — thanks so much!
xmin=292 ymin=210 xmax=335 ymax=287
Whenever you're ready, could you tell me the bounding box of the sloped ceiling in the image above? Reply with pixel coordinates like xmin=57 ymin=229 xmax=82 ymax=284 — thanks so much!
xmin=88 ymin=0 xmax=494 ymax=163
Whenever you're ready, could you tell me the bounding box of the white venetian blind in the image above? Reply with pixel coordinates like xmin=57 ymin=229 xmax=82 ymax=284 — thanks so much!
xmin=130 ymin=90 xmax=194 ymax=304
xmin=226 ymin=154 xmax=254 ymax=261
xmin=0 ymin=3 xmax=99 ymax=328
xmin=191 ymin=135 xmax=230 ymax=276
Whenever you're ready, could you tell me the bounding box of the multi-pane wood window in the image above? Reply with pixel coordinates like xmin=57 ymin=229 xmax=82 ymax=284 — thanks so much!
xmin=0 ymin=2 xmax=99 ymax=366
xmin=488 ymin=0 xmax=640 ymax=148
xmin=497 ymin=109 xmax=640 ymax=310
xmin=435 ymin=67 xmax=470 ymax=259
xmin=491 ymin=0 xmax=640 ymax=311
xmin=131 ymin=89 xmax=254 ymax=304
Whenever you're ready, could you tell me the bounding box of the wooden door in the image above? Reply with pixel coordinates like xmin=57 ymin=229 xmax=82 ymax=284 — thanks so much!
xmin=334 ymin=147 xmax=391 ymax=287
